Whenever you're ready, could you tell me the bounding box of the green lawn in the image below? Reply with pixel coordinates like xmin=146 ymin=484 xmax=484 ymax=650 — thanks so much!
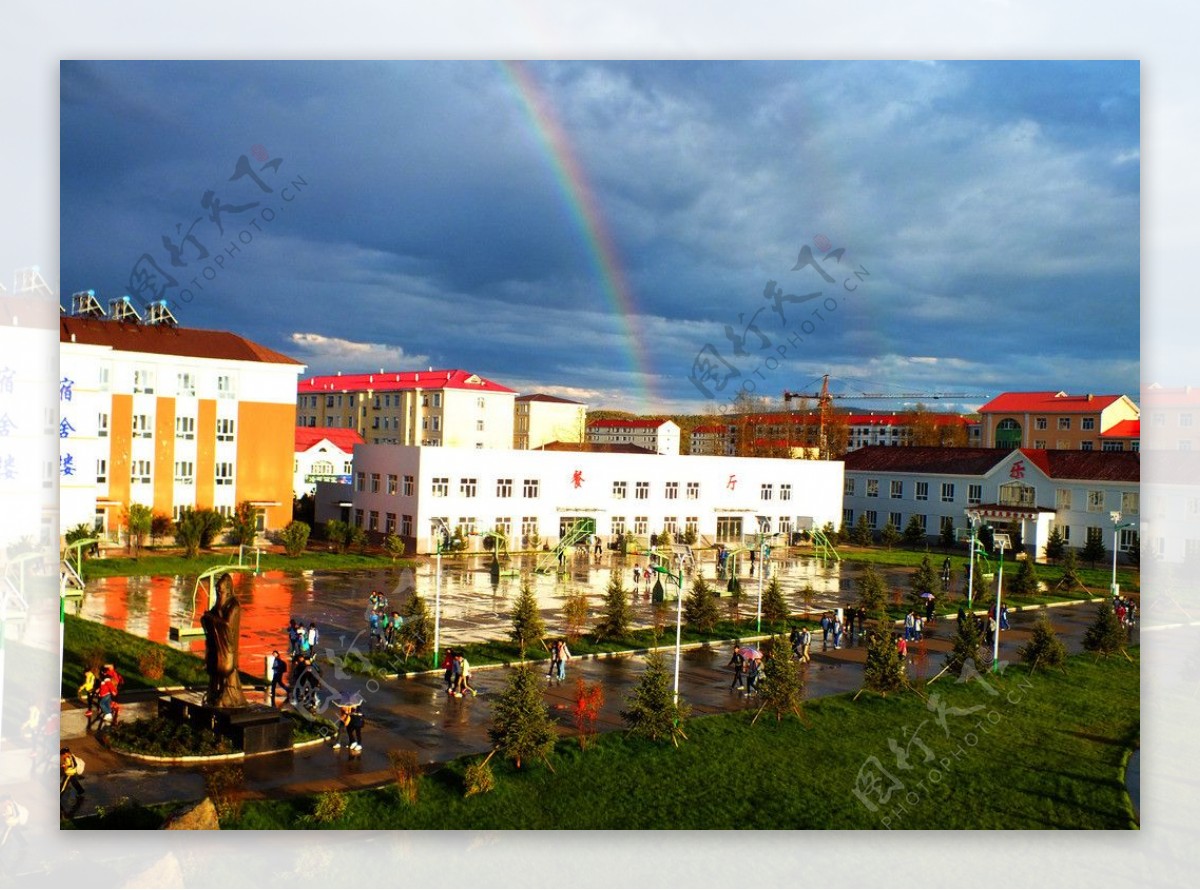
xmin=72 ymin=648 xmax=1135 ymax=830
xmin=79 ymin=550 xmax=411 ymax=580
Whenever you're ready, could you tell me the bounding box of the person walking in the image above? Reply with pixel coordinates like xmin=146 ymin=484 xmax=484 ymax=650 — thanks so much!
xmin=77 ymin=667 xmax=98 ymax=719
xmin=458 ymin=655 xmax=478 ymax=697
xmin=925 ymin=596 xmax=936 ymax=624
xmin=332 ymin=704 xmax=353 ymax=749
xmin=96 ymin=669 xmax=118 ymax=728
xmin=820 ymin=613 xmax=831 ymax=649
xmin=914 ymin=615 xmax=924 ymax=642
xmin=896 ymin=634 xmax=908 ymax=660
xmin=746 ymin=657 xmax=761 ymax=696
xmin=269 ymin=650 xmax=289 ymax=708
xmin=556 ymin=639 xmax=571 ymax=683
xmin=306 ymin=622 xmax=320 ymax=658
xmin=800 ymin=627 xmax=812 ymax=663
xmin=728 ymin=646 xmax=746 ymax=692
xmin=59 ymin=747 xmax=85 ymax=798
xmin=1000 ymin=604 xmax=1010 ymax=631
xmin=286 ymin=619 xmax=301 ymax=659
xmin=832 ymin=616 xmax=843 ymax=649
xmin=789 ymin=626 xmax=801 ymax=658
xmin=347 ymin=705 xmax=364 ymax=754
xmin=904 ymin=610 xmax=915 ymax=642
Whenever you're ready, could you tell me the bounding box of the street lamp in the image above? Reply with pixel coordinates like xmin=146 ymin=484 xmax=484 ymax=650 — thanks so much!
xmin=965 ymin=510 xmax=982 ymax=610
xmin=755 ymin=517 xmax=770 ymax=634
xmin=430 ymin=518 xmax=454 ymax=669
xmin=1109 ymin=511 xmax=1135 ymax=598
xmin=651 ymin=552 xmax=687 ymax=705
xmin=991 ymin=533 xmax=1010 ymax=673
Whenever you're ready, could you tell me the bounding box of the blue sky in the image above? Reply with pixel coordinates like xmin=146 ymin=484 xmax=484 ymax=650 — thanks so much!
xmin=60 ymin=60 xmax=1140 ymax=414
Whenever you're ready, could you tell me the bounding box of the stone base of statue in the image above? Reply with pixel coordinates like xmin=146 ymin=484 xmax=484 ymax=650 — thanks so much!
xmin=158 ymin=692 xmax=294 ymax=756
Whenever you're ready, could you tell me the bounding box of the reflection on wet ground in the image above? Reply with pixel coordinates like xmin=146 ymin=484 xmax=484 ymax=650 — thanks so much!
xmin=75 ymin=549 xmax=936 ymax=664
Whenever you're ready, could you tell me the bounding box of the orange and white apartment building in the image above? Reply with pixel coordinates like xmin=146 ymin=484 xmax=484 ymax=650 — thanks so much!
xmin=977 ymin=391 xmax=1140 ymax=451
xmin=59 ymin=311 xmax=304 ymax=541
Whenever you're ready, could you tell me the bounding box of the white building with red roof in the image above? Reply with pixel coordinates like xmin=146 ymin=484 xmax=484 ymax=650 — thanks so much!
xmin=977 ymin=391 xmax=1140 ymax=451
xmin=293 ymin=426 xmax=364 ymax=499
xmin=586 ymin=418 xmax=681 ymax=455
xmin=296 ymin=369 xmax=516 ymax=449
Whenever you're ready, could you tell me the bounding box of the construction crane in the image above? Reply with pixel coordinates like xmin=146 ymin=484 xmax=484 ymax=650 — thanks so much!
xmin=781 ymin=374 xmax=989 ymax=459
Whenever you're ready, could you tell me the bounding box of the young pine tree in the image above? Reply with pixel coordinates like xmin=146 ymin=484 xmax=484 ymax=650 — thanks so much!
xmin=683 ymin=576 xmax=721 ymax=633
xmin=944 ymin=609 xmax=985 ymax=677
xmin=1043 ymin=526 xmax=1066 ymax=564
xmin=594 ymin=575 xmax=633 ymax=641
xmin=910 ymin=555 xmax=937 ymax=597
xmin=1082 ymin=531 xmax=1108 ymax=569
xmin=902 ymin=514 xmax=927 ymax=549
xmin=1009 ymin=556 xmax=1041 ymax=597
xmin=1019 ymin=608 xmax=1068 ymax=672
xmin=862 ymin=629 xmax=906 ymax=695
xmin=857 ymin=564 xmax=887 ymax=613
xmin=761 ymin=575 xmax=789 ymax=624
xmin=398 ymin=592 xmax=432 ymax=657
xmin=1083 ymin=599 xmax=1129 ymax=657
xmin=852 ymin=514 xmax=873 ymax=546
xmin=488 ymin=664 xmax=557 ymax=769
xmin=755 ymin=634 xmax=806 ymax=723
xmin=620 ymin=651 xmax=689 ymax=746
xmin=880 ymin=522 xmax=901 ymax=550
xmin=509 ymin=579 xmax=546 ymax=656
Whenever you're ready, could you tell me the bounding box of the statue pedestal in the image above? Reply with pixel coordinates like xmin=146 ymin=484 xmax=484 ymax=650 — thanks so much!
xmin=158 ymin=692 xmax=294 ymax=756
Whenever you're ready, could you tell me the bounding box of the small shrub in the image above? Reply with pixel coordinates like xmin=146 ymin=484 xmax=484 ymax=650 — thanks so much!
xmin=384 ymin=534 xmax=406 ymax=562
xmin=388 ymin=749 xmax=422 ymax=804
xmin=280 ymin=520 xmax=311 ymax=557
xmin=311 ymin=790 xmax=349 ymax=823
xmin=464 ymin=754 xmax=496 ymax=798
xmin=204 ymin=764 xmax=245 ymax=823
xmin=137 ymin=648 xmax=166 ymax=681
xmin=563 ymin=592 xmax=589 ymax=643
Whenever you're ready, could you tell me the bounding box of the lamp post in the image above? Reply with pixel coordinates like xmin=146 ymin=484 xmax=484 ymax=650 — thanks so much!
xmin=1109 ymin=511 xmax=1135 ymax=598
xmin=965 ymin=510 xmax=982 ymax=610
xmin=755 ymin=517 xmax=769 ymax=634
xmin=431 ymin=518 xmax=452 ymax=669
xmin=991 ymin=534 xmax=1008 ymax=673
xmin=652 ymin=553 xmax=687 ymax=705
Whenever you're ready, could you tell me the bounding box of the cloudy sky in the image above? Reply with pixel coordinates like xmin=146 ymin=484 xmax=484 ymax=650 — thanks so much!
xmin=60 ymin=60 xmax=1139 ymax=414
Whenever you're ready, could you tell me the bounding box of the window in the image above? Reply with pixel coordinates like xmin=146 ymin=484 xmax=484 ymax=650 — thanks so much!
xmin=494 ymin=517 xmax=512 ymax=539
xmin=216 ymin=375 xmax=236 ymax=399
xmin=1087 ymin=490 xmax=1106 ymax=512
xmin=216 ymin=418 xmax=235 ymax=442
xmin=174 ymin=460 xmax=194 ymax=484
xmin=663 ymin=517 xmax=678 ymax=534
xmin=1121 ymin=491 xmax=1139 ymax=515
xmin=461 ymin=478 xmax=477 ymax=497
xmin=998 ymin=482 xmax=1035 ymax=508
xmin=175 ymin=416 xmax=195 ymax=440
xmin=1034 ymin=440 xmax=1047 ymax=449
xmin=521 ymin=516 xmax=538 ymax=542
xmin=433 ymin=393 xmax=441 ymax=408
xmin=940 ymin=483 xmax=955 ymax=503
xmin=354 ymin=509 xmax=364 ymax=528
xmin=1054 ymin=522 xmax=1070 ymax=544
xmin=368 ymin=511 xmax=379 ymax=532
xmin=432 ymin=417 xmax=440 ymax=431
xmin=497 ymin=478 xmax=513 ymax=498
xmin=385 ymin=513 xmax=396 ymax=534
xmin=1080 ymin=417 xmax=1096 ymax=431
xmin=634 ymin=516 xmax=649 ymax=536
xmin=175 ymin=372 xmax=196 ymax=397
xmin=915 ymin=513 xmax=927 ymax=532
xmin=1119 ymin=527 xmax=1138 ymax=552
xmin=1183 ymin=413 xmax=1195 ymax=428
xmin=687 ymin=482 xmax=700 ymax=500
xmin=432 ymin=477 xmax=449 ymax=497
xmin=968 ymin=483 xmax=982 ymax=505
xmin=1056 ymin=440 xmax=1070 ymax=450
xmin=613 ymin=481 xmax=627 ymax=499
xmin=915 ymin=481 xmax=928 ymax=501
xmin=215 ymin=462 xmax=234 ymax=486
xmin=843 ymin=508 xmax=853 ymax=525
xmin=1080 ymin=440 xmax=1094 ymax=451
xmin=387 ymin=474 xmax=398 ymax=495
xmin=866 ymin=510 xmax=878 ymax=529
xmin=1035 ymin=417 xmax=1047 ymax=430
xmin=96 ymin=458 xmax=107 ymax=484
xmin=665 ymin=481 xmax=679 ymax=500
xmin=402 ymin=515 xmax=413 ymax=537
xmin=761 ymin=483 xmax=773 ymax=501
xmin=1102 ymin=441 xmax=1123 ymax=452
xmin=635 ymin=481 xmax=649 ymax=500
xmin=355 ymin=472 xmax=366 ymax=492
xmin=889 ymin=512 xmax=902 ymax=529
xmin=404 ymin=475 xmax=414 ymax=496
xmin=776 ymin=483 xmax=791 ymax=502
xmin=98 ymin=366 xmax=110 ymax=391
xmin=477 ymin=397 xmax=485 ymax=410
xmin=890 ymin=480 xmax=903 ymax=499
xmin=1086 ymin=526 xmax=1105 ymax=548
xmin=98 ymin=412 xmax=109 ymax=438
xmin=476 ymin=419 xmax=485 ymax=432
xmin=685 ymin=516 xmax=699 ymax=536
xmin=866 ymin=479 xmax=879 ymax=498
xmin=1058 ymin=417 xmax=1071 ymax=430
xmin=844 ymin=478 xmax=856 ymax=496
xmin=133 ymin=414 xmax=152 ymax=438
xmin=369 ymin=473 xmax=380 ymax=493
xmin=1056 ymin=489 xmax=1072 ymax=510
xmin=611 ymin=516 xmax=626 ymax=536
xmin=133 ymin=368 xmax=156 ymax=394
xmin=523 ymin=478 xmax=540 ymax=498
xmin=326 ymin=395 xmax=335 ymax=409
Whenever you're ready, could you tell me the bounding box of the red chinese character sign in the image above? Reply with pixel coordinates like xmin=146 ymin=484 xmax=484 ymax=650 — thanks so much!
xmin=572 ymin=470 xmax=585 ymax=489
xmin=727 ymin=474 xmax=737 ymax=491
xmin=1009 ymin=460 xmax=1025 ymax=479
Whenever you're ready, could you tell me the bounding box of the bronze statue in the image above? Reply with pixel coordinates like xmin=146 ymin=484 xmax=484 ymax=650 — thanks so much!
xmin=201 ymin=572 xmax=248 ymax=708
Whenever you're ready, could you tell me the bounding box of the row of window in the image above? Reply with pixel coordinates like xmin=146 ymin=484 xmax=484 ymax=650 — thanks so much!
xmin=839 ymin=511 xmax=1139 ymax=551
xmin=118 ymin=369 xmax=237 ymax=398
xmin=850 ymin=478 xmax=972 ymax=503
xmin=96 ymin=413 xmax=235 ymax=441
xmin=97 ymin=458 xmax=233 ymax=486
xmin=353 ymin=474 xmax=782 ymax=501
xmin=846 ymin=477 xmax=1139 ymax=515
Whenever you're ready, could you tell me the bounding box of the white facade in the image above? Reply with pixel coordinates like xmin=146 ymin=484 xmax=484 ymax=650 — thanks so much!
xmin=587 ymin=419 xmax=681 ymax=456
xmin=316 ymin=445 xmax=844 ymax=553
xmin=843 ymin=448 xmax=1140 ymax=560
xmin=293 ymin=436 xmax=357 ymax=499
xmin=515 ymin=396 xmax=587 ymax=449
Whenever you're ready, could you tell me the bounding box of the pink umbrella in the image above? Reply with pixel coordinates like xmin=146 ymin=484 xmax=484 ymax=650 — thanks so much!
xmin=738 ymin=646 xmax=762 ymax=660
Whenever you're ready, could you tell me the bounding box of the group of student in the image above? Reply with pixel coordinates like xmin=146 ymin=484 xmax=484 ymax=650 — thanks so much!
xmin=367 ymin=590 xmax=406 ymax=651
xmin=441 ymin=649 xmax=477 ymax=697
xmin=76 ymin=662 xmax=123 ymax=730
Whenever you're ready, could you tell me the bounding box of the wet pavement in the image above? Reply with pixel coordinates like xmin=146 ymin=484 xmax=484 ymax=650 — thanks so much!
xmin=54 ymin=598 xmax=1134 ymax=820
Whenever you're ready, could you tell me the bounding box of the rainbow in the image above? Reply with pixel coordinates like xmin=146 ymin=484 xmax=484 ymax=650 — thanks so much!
xmin=500 ymin=60 xmax=659 ymax=411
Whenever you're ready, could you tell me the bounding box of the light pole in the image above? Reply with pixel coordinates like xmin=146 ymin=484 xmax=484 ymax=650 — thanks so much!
xmin=652 ymin=553 xmax=687 ymax=705
xmin=1109 ymin=511 xmax=1134 ymax=598
xmin=965 ymin=510 xmax=982 ymax=610
xmin=755 ymin=518 xmax=769 ymax=634
xmin=991 ymin=533 xmax=1009 ymax=673
xmin=431 ymin=518 xmax=452 ymax=669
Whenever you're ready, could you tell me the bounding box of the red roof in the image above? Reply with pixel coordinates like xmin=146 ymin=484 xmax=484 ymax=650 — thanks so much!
xmin=588 ymin=418 xmax=672 ymax=430
xmin=298 ymin=370 xmax=514 ymax=394
xmin=1017 ymin=449 xmax=1140 ymax=482
xmin=60 ymin=317 xmax=302 ymax=365
xmin=844 ymin=446 xmax=1139 ymax=482
xmin=295 ymin=426 xmax=365 ymax=452
xmin=737 ymin=412 xmax=969 ymax=427
xmin=978 ymin=391 xmax=1128 ymax=414
xmin=1101 ymin=419 xmax=1140 ymax=438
